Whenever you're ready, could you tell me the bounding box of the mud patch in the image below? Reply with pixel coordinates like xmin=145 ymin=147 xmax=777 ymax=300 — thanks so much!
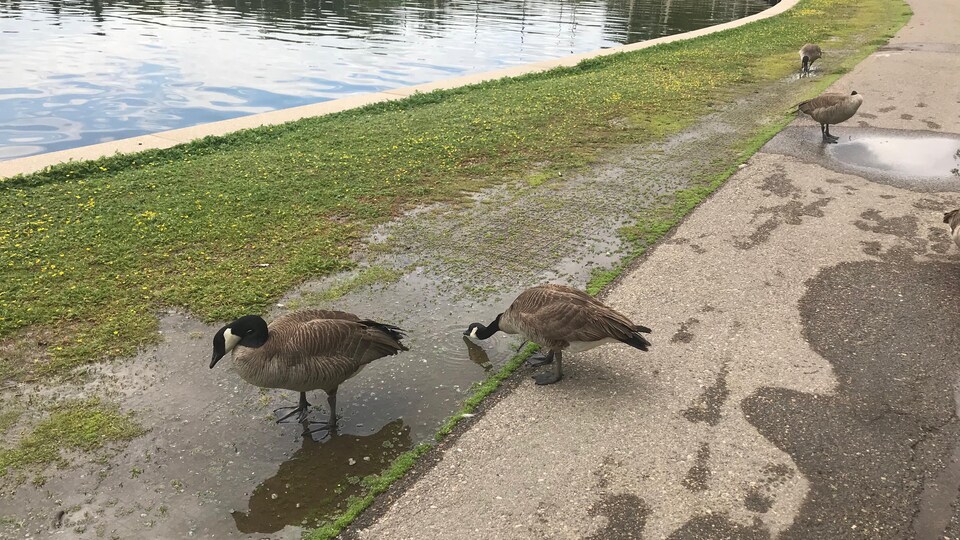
xmin=682 ymin=364 xmax=729 ymax=426
xmin=742 ymin=249 xmax=960 ymax=539
xmin=900 ymin=113 xmax=913 ymax=120
xmin=681 ymin=442 xmax=711 ymax=492
xmin=586 ymin=493 xmax=650 ymax=540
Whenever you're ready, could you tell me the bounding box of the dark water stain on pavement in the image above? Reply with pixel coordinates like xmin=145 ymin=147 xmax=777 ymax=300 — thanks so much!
xmin=667 ymin=513 xmax=770 ymax=539
xmin=671 ymin=318 xmax=700 ymax=344
xmin=744 ymin=463 xmax=794 ymax=514
xmin=854 ymin=209 xmax=918 ymax=237
xmin=586 ymin=493 xmax=650 ymax=540
xmin=681 ymin=442 xmax=711 ymax=492
xmin=683 ymin=364 xmax=729 ymax=426
xmin=742 ymin=247 xmax=960 ymax=539
xmin=735 ymin=198 xmax=832 ymax=249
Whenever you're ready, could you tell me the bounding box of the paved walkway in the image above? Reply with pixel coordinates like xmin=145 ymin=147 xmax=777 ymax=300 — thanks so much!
xmin=347 ymin=0 xmax=960 ymax=537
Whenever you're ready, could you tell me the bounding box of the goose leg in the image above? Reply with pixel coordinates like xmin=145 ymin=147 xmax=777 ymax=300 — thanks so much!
xmin=305 ymin=389 xmax=338 ymax=438
xmin=532 ymin=351 xmax=563 ymax=385
xmin=824 ymin=124 xmax=839 ymax=143
xmin=526 ymin=350 xmax=555 ymax=367
xmin=276 ymin=392 xmax=311 ymax=423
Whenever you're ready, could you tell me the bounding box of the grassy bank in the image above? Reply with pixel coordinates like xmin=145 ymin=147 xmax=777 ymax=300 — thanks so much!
xmin=0 ymin=0 xmax=907 ymax=384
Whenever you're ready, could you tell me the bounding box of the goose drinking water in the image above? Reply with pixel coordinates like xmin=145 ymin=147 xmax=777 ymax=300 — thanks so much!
xmin=464 ymin=284 xmax=652 ymax=385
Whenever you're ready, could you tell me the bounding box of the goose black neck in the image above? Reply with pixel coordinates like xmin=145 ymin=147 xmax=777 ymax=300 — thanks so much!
xmin=475 ymin=314 xmax=502 ymax=340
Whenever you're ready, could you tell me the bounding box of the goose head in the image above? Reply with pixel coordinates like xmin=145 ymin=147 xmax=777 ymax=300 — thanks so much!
xmin=463 ymin=314 xmax=501 ymax=340
xmin=211 ymin=315 xmax=269 ymax=368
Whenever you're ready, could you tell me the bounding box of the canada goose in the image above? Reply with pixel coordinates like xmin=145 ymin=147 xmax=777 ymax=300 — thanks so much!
xmin=463 ymin=284 xmax=652 ymax=385
xmin=799 ymin=43 xmax=822 ymax=75
xmin=211 ymin=309 xmax=407 ymax=435
xmin=797 ymin=91 xmax=863 ymax=143
xmin=944 ymin=209 xmax=960 ymax=249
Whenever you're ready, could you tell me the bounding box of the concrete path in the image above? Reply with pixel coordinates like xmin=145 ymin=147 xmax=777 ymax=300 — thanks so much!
xmin=347 ymin=0 xmax=960 ymax=537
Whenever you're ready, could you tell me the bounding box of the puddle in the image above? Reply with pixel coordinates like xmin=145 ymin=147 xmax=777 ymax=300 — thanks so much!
xmin=826 ymin=135 xmax=960 ymax=178
xmin=764 ymin=127 xmax=960 ymax=192
xmin=233 ymin=419 xmax=413 ymax=534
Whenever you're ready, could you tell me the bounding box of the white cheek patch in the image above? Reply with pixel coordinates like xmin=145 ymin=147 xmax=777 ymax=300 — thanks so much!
xmin=223 ymin=328 xmax=242 ymax=353
xmin=470 ymin=328 xmax=478 ymax=338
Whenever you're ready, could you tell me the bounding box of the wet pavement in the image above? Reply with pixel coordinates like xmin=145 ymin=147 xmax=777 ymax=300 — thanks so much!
xmin=341 ymin=0 xmax=960 ymax=537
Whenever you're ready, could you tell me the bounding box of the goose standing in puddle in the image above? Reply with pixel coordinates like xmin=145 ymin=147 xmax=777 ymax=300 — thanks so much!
xmin=211 ymin=309 xmax=407 ymax=437
xmin=799 ymin=43 xmax=822 ymax=76
xmin=464 ymin=284 xmax=652 ymax=385
xmin=798 ymin=91 xmax=863 ymax=144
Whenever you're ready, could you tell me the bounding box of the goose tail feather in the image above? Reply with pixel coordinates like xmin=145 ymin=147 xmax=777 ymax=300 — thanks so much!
xmin=621 ymin=325 xmax=652 ymax=351
xmin=359 ymin=320 xmax=410 ymax=351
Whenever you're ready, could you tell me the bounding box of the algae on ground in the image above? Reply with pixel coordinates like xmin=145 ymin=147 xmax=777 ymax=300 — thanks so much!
xmin=0 ymin=398 xmax=145 ymax=478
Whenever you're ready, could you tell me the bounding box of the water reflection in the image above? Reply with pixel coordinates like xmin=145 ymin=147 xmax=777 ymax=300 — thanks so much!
xmin=0 ymin=0 xmax=773 ymax=160
xmin=827 ymin=135 xmax=960 ymax=179
xmin=231 ymin=418 xmax=412 ymax=534
xmin=463 ymin=334 xmax=493 ymax=371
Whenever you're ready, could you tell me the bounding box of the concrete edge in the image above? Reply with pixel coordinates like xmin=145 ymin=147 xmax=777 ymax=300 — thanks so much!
xmin=0 ymin=0 xmax=799 ymax=180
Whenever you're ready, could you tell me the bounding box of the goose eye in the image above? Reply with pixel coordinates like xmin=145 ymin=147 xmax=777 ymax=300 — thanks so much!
xmin=245 ymin=329 xmax=254 ymax=335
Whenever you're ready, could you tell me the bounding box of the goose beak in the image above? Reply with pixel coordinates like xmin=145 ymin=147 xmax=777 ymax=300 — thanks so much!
xmin=211 ymin=327 xmax=237 ymax=368
xmin=210 ymin=351 xmax=225 ymax=369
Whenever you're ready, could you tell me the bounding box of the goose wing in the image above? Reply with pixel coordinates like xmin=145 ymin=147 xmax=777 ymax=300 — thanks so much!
xmin=271 ymin=319 xmax=406 ymax=382
xmin=797 ymin=93 xmax=849 ymax=118
xmin=269 ymin=309 xmax=360 ymax=334
xmin=510 ymin=286 xmax=649 ymax=345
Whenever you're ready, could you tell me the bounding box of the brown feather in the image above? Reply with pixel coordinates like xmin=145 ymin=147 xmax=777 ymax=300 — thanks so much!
xmin=233 ymin=312 xmax=406 ymax=394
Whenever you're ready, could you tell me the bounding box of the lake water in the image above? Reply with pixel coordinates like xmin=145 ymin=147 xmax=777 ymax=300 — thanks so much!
xmin=0 ymin=0 xmax=775 ymax=161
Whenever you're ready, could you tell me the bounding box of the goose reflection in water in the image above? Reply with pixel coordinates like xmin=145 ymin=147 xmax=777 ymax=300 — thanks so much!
xmin=232 ymin=418 xmax=412 ymax=534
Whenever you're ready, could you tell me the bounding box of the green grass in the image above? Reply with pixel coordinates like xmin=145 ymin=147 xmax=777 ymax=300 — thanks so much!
xmin=290 ymin=265 xmax=404 ymax=307
xmin=0 ymin=0 xmax=908 ymax=382
xmin=0 ymin=398 xmax=144 ymax=477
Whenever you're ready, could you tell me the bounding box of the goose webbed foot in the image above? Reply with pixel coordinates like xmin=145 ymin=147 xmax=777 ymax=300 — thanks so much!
xmin=526 ymin=351 xmax=554 ymax=367
xmin=532 ymin=371 xmax=563 ymax=385
xmin=302 ymin=420 xmax=336 ymax=439
xmin=275 ymin=392 xmax=312 ymax=423
xmin=532 ymin=353 xmax=563 ymax=385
